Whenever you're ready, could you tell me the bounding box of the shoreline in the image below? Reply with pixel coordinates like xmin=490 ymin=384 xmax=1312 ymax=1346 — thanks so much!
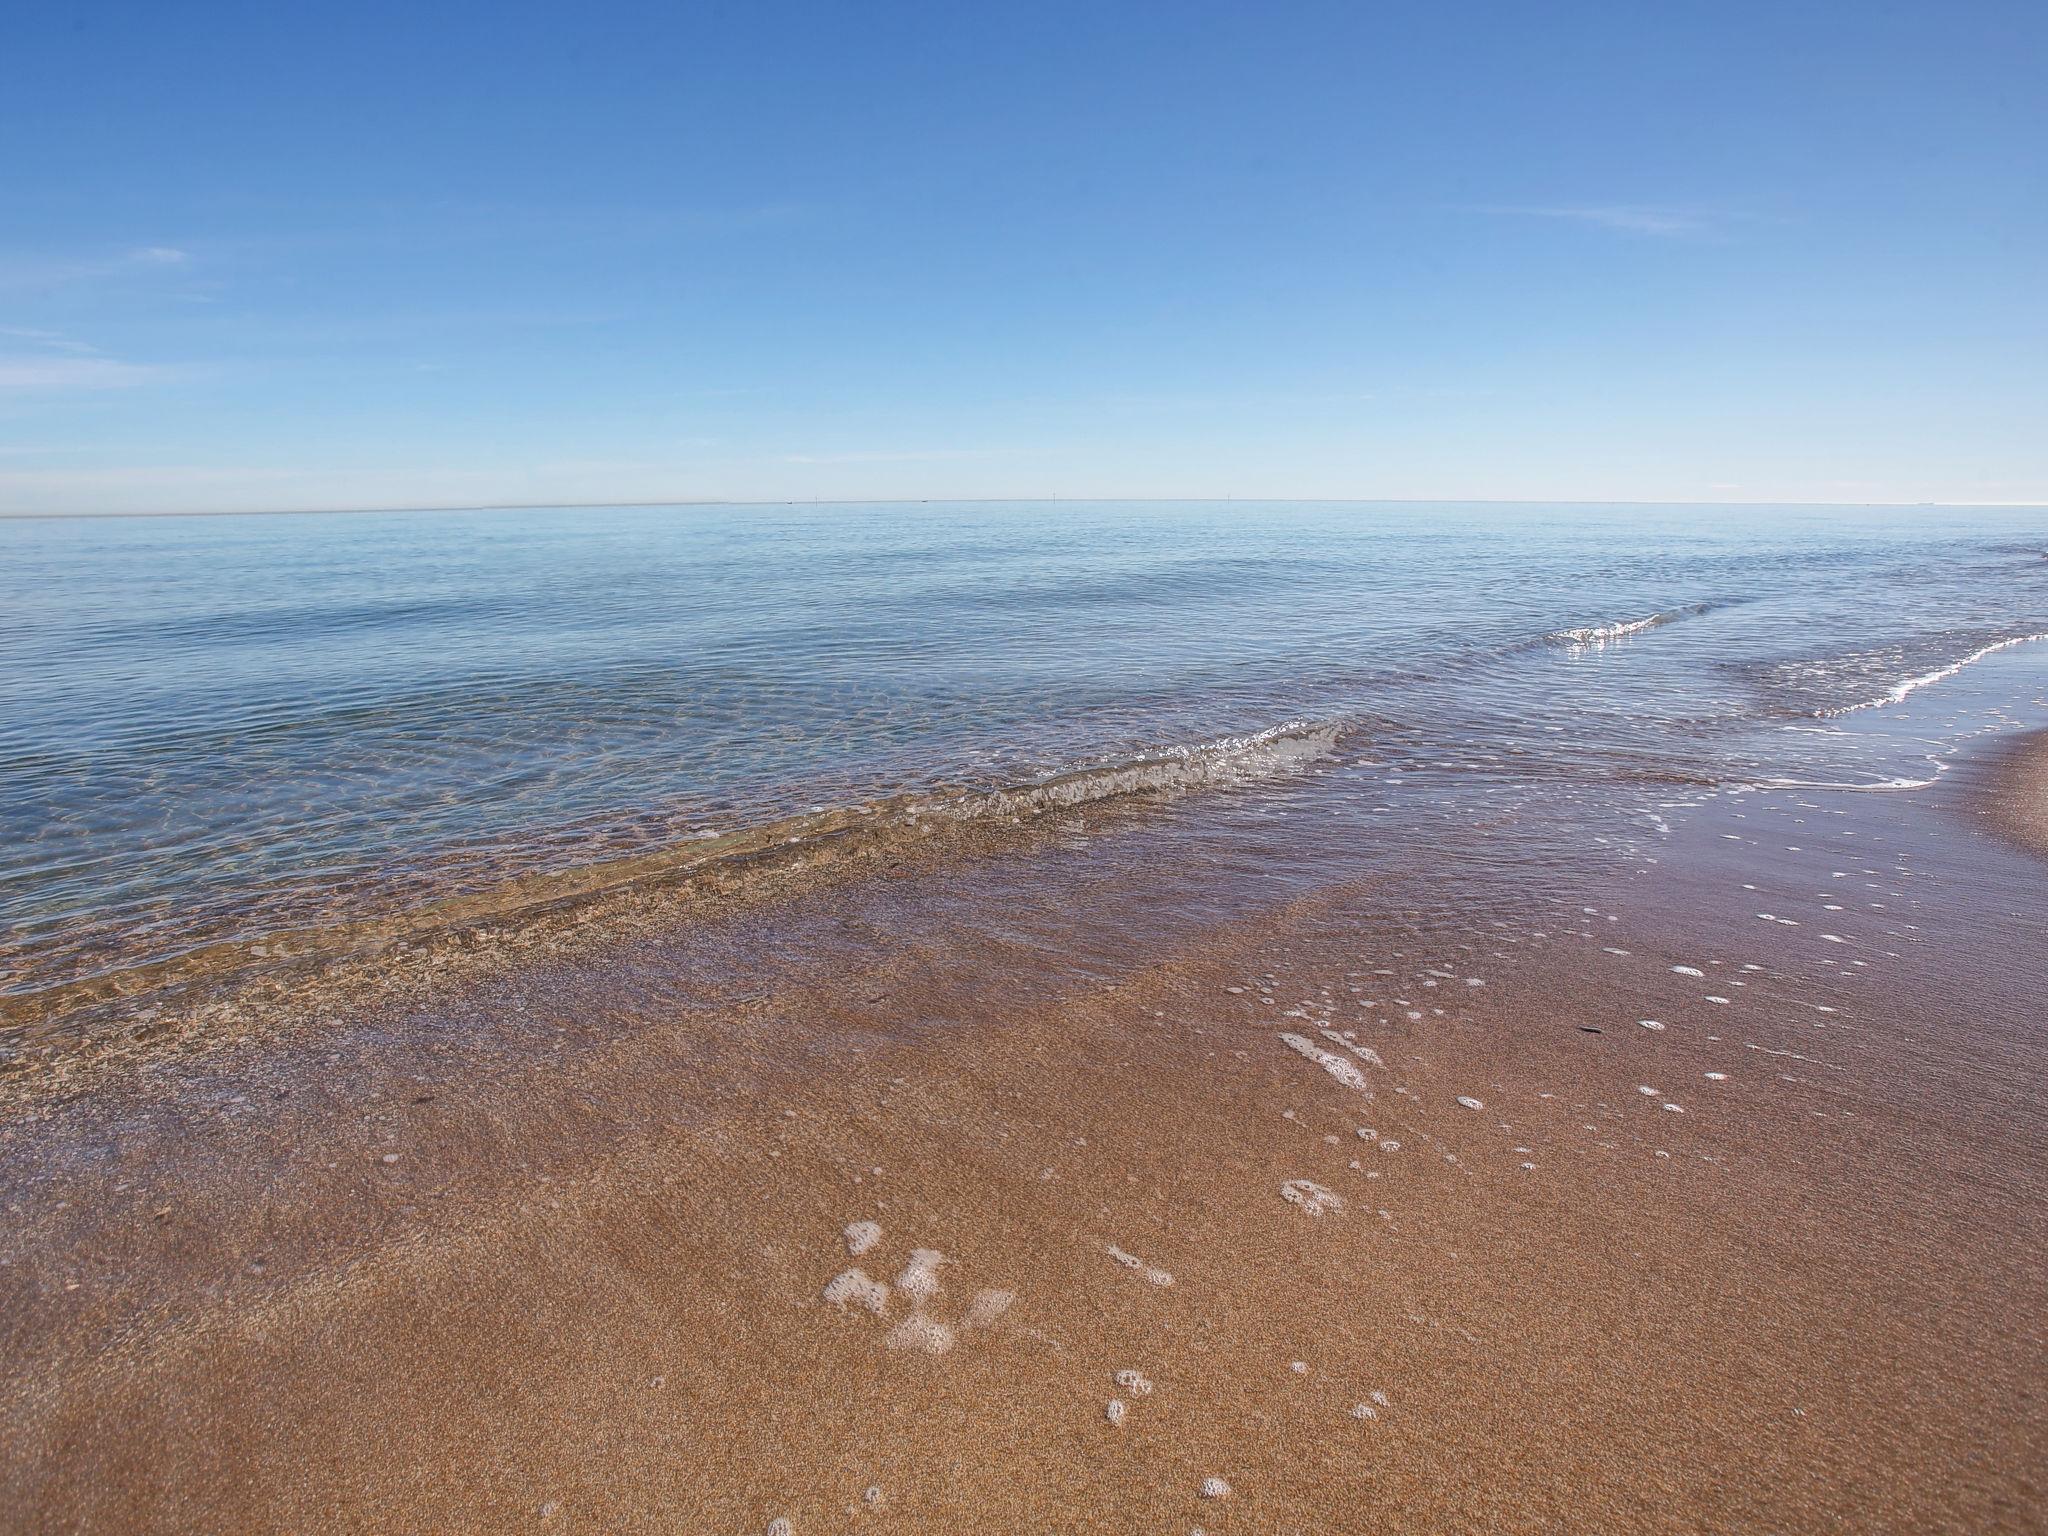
xmin=0 ymin=723 xmax=1345 ymax=1057
xmin=4 ymin=717 xmax=2046 ymax=1530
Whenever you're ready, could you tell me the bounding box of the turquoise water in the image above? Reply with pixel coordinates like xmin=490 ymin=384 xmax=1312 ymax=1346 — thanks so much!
xmin=4 ymin=500 xmax=2046 ymax=998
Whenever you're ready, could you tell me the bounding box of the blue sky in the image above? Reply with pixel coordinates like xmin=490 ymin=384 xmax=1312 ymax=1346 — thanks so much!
xmin=3 ymin=0 xmax=2043 ymax=513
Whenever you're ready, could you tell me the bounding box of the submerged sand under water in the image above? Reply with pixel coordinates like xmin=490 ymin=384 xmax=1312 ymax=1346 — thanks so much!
xmin=2 ymin=721 xmax=2046 ymax=1531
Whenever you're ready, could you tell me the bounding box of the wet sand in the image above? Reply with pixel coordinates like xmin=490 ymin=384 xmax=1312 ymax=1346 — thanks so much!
xmin=4 ymin=739 xmax=2046 ymax=1532
xmin=1978 ymin=728 xmax=2048 ymax=861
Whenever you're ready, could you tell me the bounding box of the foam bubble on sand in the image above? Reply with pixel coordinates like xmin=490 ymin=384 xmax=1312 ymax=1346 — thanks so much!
xmin=823 ymin=1269 xmax=890 ymax=1314
xmin=1279 ymin=1033 xmax=1372 ymax=1092
xmin=863 ymin=1487 xmax=885 ymax=1509
xmin=1351 ymin=1401 xmax=1378 ymax=1420
xmin=1282 ymin=1179 xmax=1346 ymax=1216
xmin=767 ymin=1521 xmax=792 ymax=1536
xmin=1380 ymin=1139 xmax=1402 ymax=1152
xmin=1672 ymin=965 xmax=1705 ymax=977
xmin=1200 ymin=1476 xmax=1233 ymax=1499
xmin=1638 ymin=1085 xmax=1660 ymax=1097
xmin=1457 ymin=1095 xmax=1484 ymax=1110
xmin=1115 ymin=1368 xmax=1155 ymax=1396
xmin=843 ymin=1220 xmax=882 ymax=1257
xmin=896 ymin=1249 xmax=948 ymax=1305
xmin=963 ymin=1288 xmax=1016 ymax=1330
xmin=1639 ymin=1019 xmax=1666 ymax=1031
xmin=1661 ymin=1103 xmax=1685 ymax=1113
xmin=1705 ymin=1071 xmax=1728 ymax=1081
xmin=1319 ymin=1028 xmax=1386 ymax=1068
xmin=1105 ymin=1399 xmax=1128 ymax=1426
xmin=1106 ymin=1244 xmax=1175 ymax=1287
xmin=887 ymin=1315 xmax=956 ymax=1354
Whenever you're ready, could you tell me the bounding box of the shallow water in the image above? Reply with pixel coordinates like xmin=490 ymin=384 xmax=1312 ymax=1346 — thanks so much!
xmin=4 ymin=499 xmax=2046 ymax=1001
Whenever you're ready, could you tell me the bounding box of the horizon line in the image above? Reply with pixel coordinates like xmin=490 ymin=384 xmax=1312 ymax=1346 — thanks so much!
xmin=5 ymin=494 xmax=2047 ymax=523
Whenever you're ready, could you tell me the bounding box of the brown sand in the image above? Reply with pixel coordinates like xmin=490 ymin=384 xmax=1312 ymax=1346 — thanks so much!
xmin=3 ymin=743 xmax=2046 ymax=1532
xmin=1976 ymin=727 xmax=2048 ymax=862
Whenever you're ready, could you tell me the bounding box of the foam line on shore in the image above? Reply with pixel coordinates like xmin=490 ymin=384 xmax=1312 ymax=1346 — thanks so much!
xmin=1820 ymin=633 xmax=2048 ymax=715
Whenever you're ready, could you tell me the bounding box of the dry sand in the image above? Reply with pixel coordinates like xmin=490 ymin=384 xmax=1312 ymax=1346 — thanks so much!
xmin=3 ymin=737 xmax=2046 ymax=1533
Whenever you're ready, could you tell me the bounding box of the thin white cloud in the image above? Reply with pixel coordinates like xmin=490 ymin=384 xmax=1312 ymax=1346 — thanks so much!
xmin=0 ymin=244 xmax=194 ymax=291
xmin=779 ymin=448 xmax=1017 ymax=465
xmin=1478 ymin=204 xmax=1724 ymax=237
xmin=0 ymin=326 xmax=99 ymax=354
xmin=0 ymin=356 xmax=169 ymax=391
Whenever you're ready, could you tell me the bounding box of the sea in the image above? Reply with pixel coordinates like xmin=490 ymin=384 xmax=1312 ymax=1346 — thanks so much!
xmin=5 ymin=500 xmax=2047 ymax=1021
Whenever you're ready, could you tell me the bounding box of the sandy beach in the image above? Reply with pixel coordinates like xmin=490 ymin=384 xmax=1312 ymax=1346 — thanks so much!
xmin=4 ymin=718 xmax=2044 ymax=1534
xmin=1979 ymin=729 xmax=2048 ymax=863
xmin=9 ymin=1 xmax=2047 ymax=1527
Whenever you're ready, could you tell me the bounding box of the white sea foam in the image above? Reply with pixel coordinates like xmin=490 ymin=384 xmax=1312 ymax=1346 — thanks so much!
xmin=886 ymin=1315 xmax=956 ymax=1354
xmin=823 ymin=1268 xmax=890 ymax=1314
xmin=1280 ymin=1032 xmax=1373 ymax=1092
xmin=896 ymin=1248 xmax=948 ymax=1305
xmin=1750 ymin=771 xmax=1944 ymax=793
xmin=1106 ymin=1244 xmax=1175 ymax=1287
xmin=1319 ymin=1028 xmax=1386 ymax=1068
xmin=1281 ymin=1179 xmax=1346 ymax=1216
xmin=1820 ymin=633 xmax=2048 ymax=715
xmin=963 ymin=1288 xmax=1015 ymax=1329
xmin=843 ymin=1219 xmax=882 ymax=1256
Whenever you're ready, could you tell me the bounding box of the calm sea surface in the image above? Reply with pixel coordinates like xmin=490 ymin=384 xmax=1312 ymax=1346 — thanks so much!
xmin=4 ymin=500 xmax=2046 ymax=1000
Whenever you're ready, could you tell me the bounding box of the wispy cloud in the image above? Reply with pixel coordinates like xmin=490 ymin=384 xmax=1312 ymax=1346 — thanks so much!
xmin=0 ymin=326 xmax=100 ymax=355
xmin=0 ymin=326 xmax=172 ymax=391
xmin=1476 ymin=204 xmax=1727 ymax=238
xmin=779 ymin=448 xmax=1017 ymax=465
xmin=0 ymin=244 xmax=193 ymax=292
xmin=0 ymin=355 xmax=170 ymax=391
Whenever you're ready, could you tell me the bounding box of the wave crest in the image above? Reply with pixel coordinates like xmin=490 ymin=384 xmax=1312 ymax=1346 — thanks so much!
xmin=938 ymin=722 xmax=1343 ymax=820
xmin=1545 ymin=602 xmax=1718 ymax=649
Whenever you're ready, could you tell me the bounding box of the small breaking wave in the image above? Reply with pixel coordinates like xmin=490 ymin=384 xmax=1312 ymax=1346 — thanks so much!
xmin=1545 ymin=602 xmax=1720 ymax=649
xmin=2 ymin=719 xmax=1346 ymax=1029
xmin=1818 ymin=633 xmax=2048 ymax=715
xmin=934 ymin=721 xmax=1343 ymax=821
